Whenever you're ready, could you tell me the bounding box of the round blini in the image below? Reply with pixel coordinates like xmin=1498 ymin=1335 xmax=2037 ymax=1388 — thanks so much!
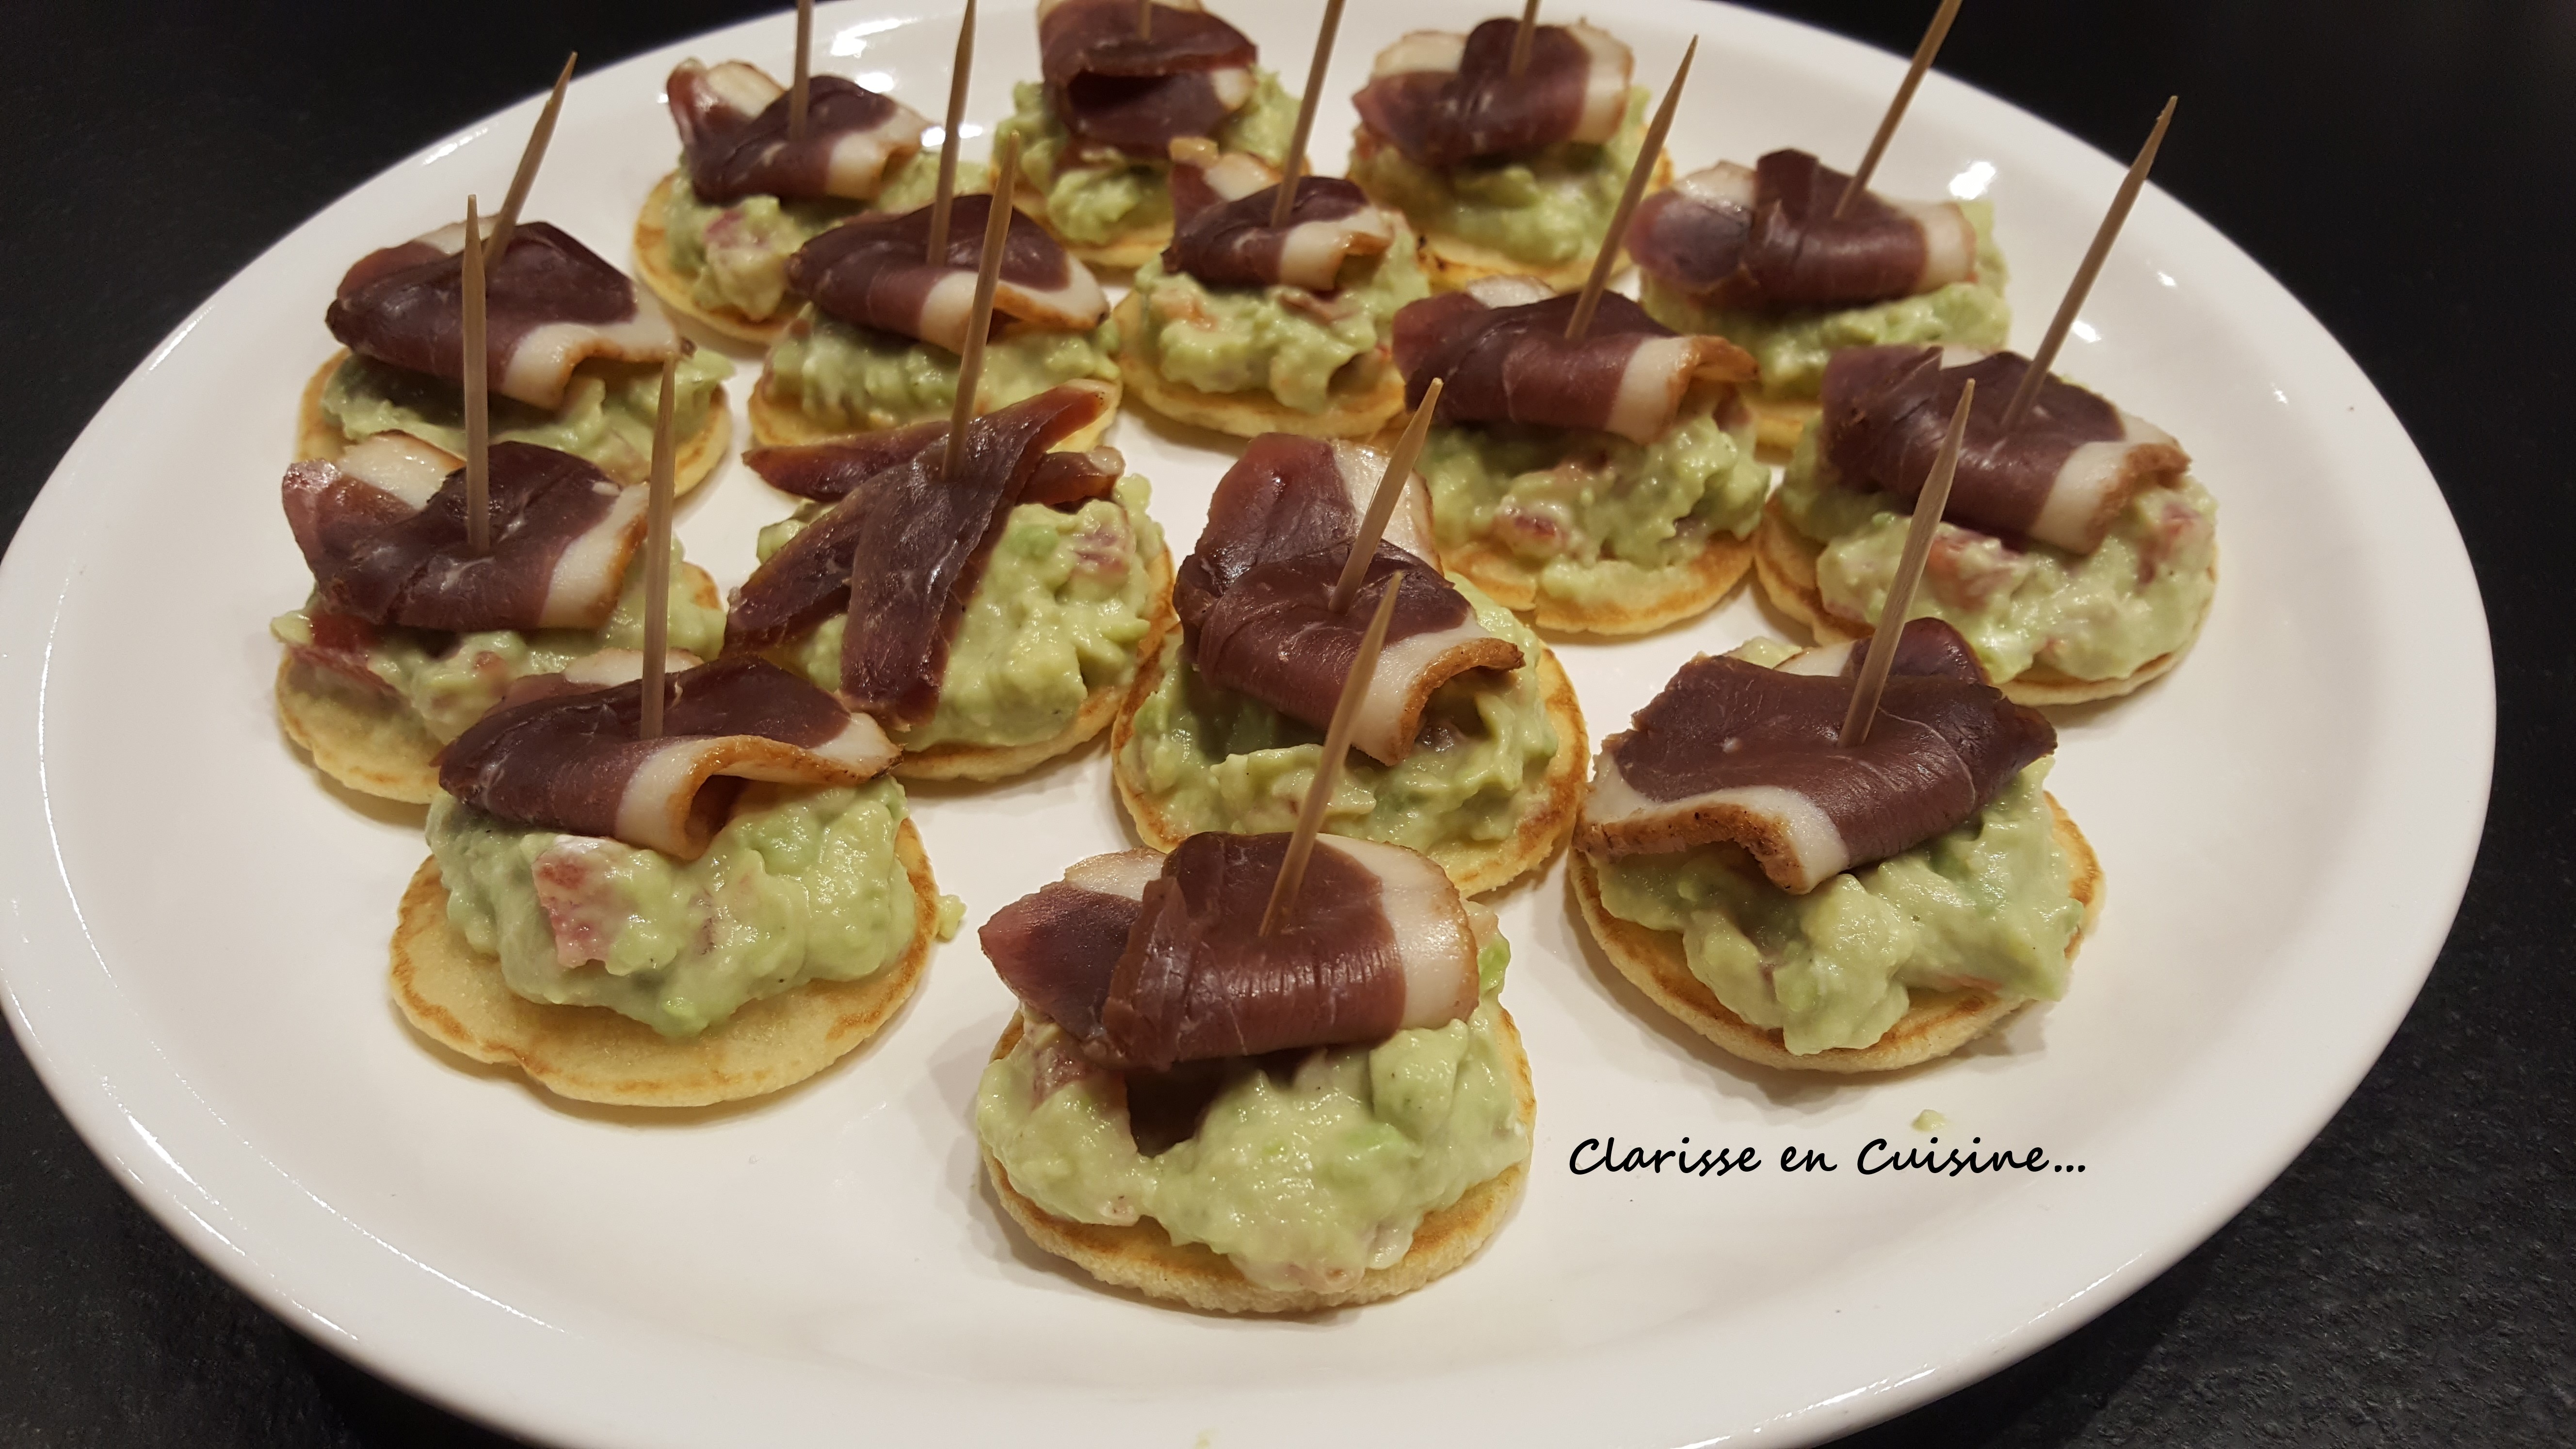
xmin=1109 ymin=633 xmax=1587 ymax=897
xmin=1570 ymin=794 xmax=2103 ymax=1074
xmin=1437 ymin=528 xmax=1755 ymax=638
xmin=894 ymin=548 xmax=1176 ymax=782
xmin=296 ymin=353 xmax=730 ymax=496
xmin=390 ymin=819 xmax=940 ymax=1107
xmin=980 ymin=1006 xmax=1534 ymax=1314
xmin=1111 ymin=294 xmax=1408 ymax=440
xmin=747 ymin=346 xmax=1120 ymax=451
xmin=274 ymin=565 xmax=726 ymax=806
xmin=1011 ymin=178 xmax=1169 ymax=272
xmin=1750 ymin=498 xmax=2218 ymax=706
xmin=632 ymin=170 xmax=799 ymax=346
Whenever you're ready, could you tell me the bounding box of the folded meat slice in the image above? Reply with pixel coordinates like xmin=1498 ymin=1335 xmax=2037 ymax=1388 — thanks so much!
xmin=1580 ymin=619 xmax=2057 ymax=892
xmin=438 ymin=655 xmax=899 ymax=858
xmin=1820 ymin=345 xmax=2190 ymax=554
xmin=787 ymin=194 xmax=1109 ymax=355
xmin=724 ymin=383 xmax=1120 ymax=724
xmin=746 ymin=422 xmax=1123 ymax=509
xmin=326 ymin=221 xmax=680 ymax=410
xmin=1629 ymin=150 xmax=1978 ymax=312
xmin=1391 ymin=279 xmax=1755 ymax=444
xmin=1354 ymin=19 xmax=1632 ymax=168
xmin=1175 ymin=433 xmax=1518 ymax=765
xmin=1038 ymin=0 xmax=1259 ymax=157
xmin=983 ymin=834 xmax=1478 ymax=1071
xmin=284 ymin=438 xmax=647 ymax=633
xmin=1159 ymin=139 xmax=1396 ymax=291
xmin=666 ymin=60 xmax=932 ymax=204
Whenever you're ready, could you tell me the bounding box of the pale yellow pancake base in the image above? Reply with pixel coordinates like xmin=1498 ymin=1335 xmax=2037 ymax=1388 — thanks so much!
xmin=1109 ymin=632 xmax=1587 ymax=897
xmin=632 ymin=170 xmax=797 ymax=346
xmin=1011 ymin=179 xmax=1169 ymax=273
xmin=1111 ymin=294 xmax=1407 ymax=440
xmin=1747 ymin=393 xmax=1822 ymax=457
xmin=982 ymin=1006 xmax=1534 ymax=1314
xmin=1571 ymin=796 xmax=2103 ymax=1074
xmin=390 ymin=821 xmax=939 ymax=1107
xmin=1439 ymin=529 xmax=1755 ymax=638
xmin=1750 ymin=499 xmax=2217 ymax=706
xmin=295 ymin=352 xmax=730 ymax=496
xmin=747 ymin=353 xmax=1119 ymax=452
xmin=274 ymin=567 xmax=724 ymax=806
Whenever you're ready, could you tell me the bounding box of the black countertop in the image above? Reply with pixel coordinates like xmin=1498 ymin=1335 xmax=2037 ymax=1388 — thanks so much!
xmin=2 ymin=1 xmax=2566 ymax=1444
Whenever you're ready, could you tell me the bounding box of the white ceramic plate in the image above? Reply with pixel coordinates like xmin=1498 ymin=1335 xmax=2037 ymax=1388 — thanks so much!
xmin=0 ymin=2 xmax=2490 ymax=1445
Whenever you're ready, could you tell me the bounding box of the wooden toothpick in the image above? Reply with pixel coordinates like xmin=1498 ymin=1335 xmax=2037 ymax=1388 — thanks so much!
xmin=638 ymin=359 xmax=679 ymax=741
xmin=943 ymin=132 xmax=1021 ymax=479
xmin=1138 ymin=0 xmax=1153 ymax=41
xmin=1838 ymin=378 xmax=1973 ymax=747
xmin=1833 ymin=0 xmax=1962 ymax=218
xmin=1270 ymin=0 xmax=1349 ymax=229
xmin=790 ymin=0 xmax=815 ymax=143
xmin=1328 ymin=377 xmax=1443 ymax=612
xmin=927 ymin=0 xmax=978 ymax=263
xmin=487 ymin=52 xmax=577 ymax=261
xmin=1259 ymin=583 xmax=1404 ymax=935
xmin=1507 ymin=0 xmax=1544 ymax=77
xmin=1564 ymin=37 xmax=1694 ymax=342
xmin=462 ymin=193 xmax=492 ymax=557
xmin=2001 ymin=96 xmax=2176 ymax=429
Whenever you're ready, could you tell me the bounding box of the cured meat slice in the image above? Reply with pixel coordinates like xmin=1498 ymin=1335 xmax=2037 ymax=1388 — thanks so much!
xmin=666 ymin=60 xmax=932 ymax=204
xmin=326 ymin=221 xmax=680 ymax=410
xmin=1580 ymin=619 xmax=2057 ymax=892
xmin=440 ymin=655 xmax=899 ymax=859
xmin=1038 ymin=0 xmax=1260 ymax=157
xmin=724 ymin=383 xmax=1119 ymax=723
xmin=1175 ymin=434 xmax=1518 ymax=765
xmin=1628 ymin=150 xmax=1978 ymax=311
xmin=983 ymin=835 xmax=1478 ymax=1071
xmin=1391 ymin=279 xmax=1755 ymax=444
xmin=786 ymin=195 xmax=1109 ymax=354
xmin=284 ymin=438 xmax=647 ymax=633
xmin=1819 ymin=345 xmax=2190 ymax=554
xmin=746 ymin=423 xmax=1123 ymax=511
xmin=1353 ymin=20 xmax=1632 ymax=168
xmin=1160 ymin=140 xmax=1396 ymax=291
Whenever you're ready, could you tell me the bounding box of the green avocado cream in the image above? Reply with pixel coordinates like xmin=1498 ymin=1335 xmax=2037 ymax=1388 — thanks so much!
xmin=994 ymin=74 xmax=1296 ymax=246
xmin=1594 ymin=762 xmax=2079 ymax=1056
xmin=1639 ymin=200 xmax=2011 ymax=399
xmin=322 ymin=349 xmax=732 ymax=485
xmin=765 ymin=311 xmax=1120 ymax=434
xmin=1775 ymin=426 xmax=2220 ymax=684
xmin=1126 ymin=223 xmax=1430 ymax=413
xmin=660 ymin=154 xmax=984 ymax=322
xmin=1417 ymin=399 xmax=1769 ymax=611
xmin=758 ymin=478 xmax=1167 ymax=750
xmin=270 ymin=541 xmax=727 ymax=743
xmin=429 ymin=777 xmax=919 ymax=1038
xmin=977 ymin=966 xmax=1526 ymax=1291
xmin=1349 ymin=88 xmax=1647 ymax=267
xmin=1119 ymin=578 xmax=1559 ymax=855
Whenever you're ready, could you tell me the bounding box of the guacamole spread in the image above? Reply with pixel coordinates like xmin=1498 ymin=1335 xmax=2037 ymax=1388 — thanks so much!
xmin=977 ymin=940 xmax=1526 ymax=1290
xmin=659 ymin=153 xmax=978 ymax=321
xmin=1417 ymin=399 xmax=1769 ymax=611
xmin=322 ymin=349 xmax=732 ymax=485
xmin=994 ymin=74 xmax=1296 ymax=247
xmin=1639 ymin=200 xmax=2011 ymax=398
xmin=1775 ymin=427 xmax=2220 ymax=683
xmin=1349 ymin=88 xmax=1647 ymax=267
xmin=1119 ymin=579 xmax=1558 ymax=855
xmin=765 ymin=311 xmax=1120 ymax=434
xmin=429 ymin=777 xmax=918 ymax=1038
xmin=1126 ymin=223 xmax=1430 ymax=413
xmin=271 ymin=542 xmax=727 ymax=743
xmin=1594 ymin=762 xmax=2079 ymax=1055
xmin=757 ymin=478 xmax=1166 ymax=750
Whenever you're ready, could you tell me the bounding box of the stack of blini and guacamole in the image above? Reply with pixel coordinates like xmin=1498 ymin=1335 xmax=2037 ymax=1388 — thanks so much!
xmin=258 ymin=0 xmax=2218 ymax=1318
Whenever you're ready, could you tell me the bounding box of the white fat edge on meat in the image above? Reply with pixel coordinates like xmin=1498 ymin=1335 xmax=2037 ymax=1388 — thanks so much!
xmin=1672 ymin=160 xmax=1757 ymax=211
xmin=1314 ymin=837 xmax=1479 ymax=1030
xmin=1564 ymin=22 xmax=1634 ymax=143
xmin=1370 ymin=30 xmax=1467 ymax=78
xmin=910 ymin=260 xmax=1109 ymax=356
xmin=558 ymin=648 xmax=705 ymax=688
xmin=1326 ymin=439 xmax=1439 ymax=561
xmin=1778 ymin=641 xmax=1854 ymax=676
xmin=337 ymin=431 xmax=462 ymax=510
xmin=1464 ymin=274 xmax=1555 ymax=309
xmin=820 ymin=97 xmax=934 ymax=199
xmin=2033 ymin=409 xmax=2188 ymax=554
xmin=1062 ymin=848 xmax=1165 ymax=901
xmin=610 ymin=726 xmax=897 ymax=857
xmin=1896 ymin=198 xmax=1978 ymax=292
xmin=1174 ymin=137 xmax=1278 ymax=202
xmin=1346 ymin=614 xmax=1510 ymax=767
xmin=1599 ymin=335 xmax=1706 ymax=445
xmin=1584 ymin=757 xmax=1852 ymax=894
xmin=1207 ymin=67 xmax=1257 ymax=115
xmin=1272 ymin=206 xmax=1398 ymax=291
xmin=499 ymin=314 xmax=681 ymax=411
xmin=690 ymin=59 xmax=785 ymax=118
xmin=534 ymin=480 xmax=649 ymax=628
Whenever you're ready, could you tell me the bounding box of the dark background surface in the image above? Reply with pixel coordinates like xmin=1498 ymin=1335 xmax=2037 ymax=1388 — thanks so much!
xmin=2 ymin=0 xmax=2567 ymax=1444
